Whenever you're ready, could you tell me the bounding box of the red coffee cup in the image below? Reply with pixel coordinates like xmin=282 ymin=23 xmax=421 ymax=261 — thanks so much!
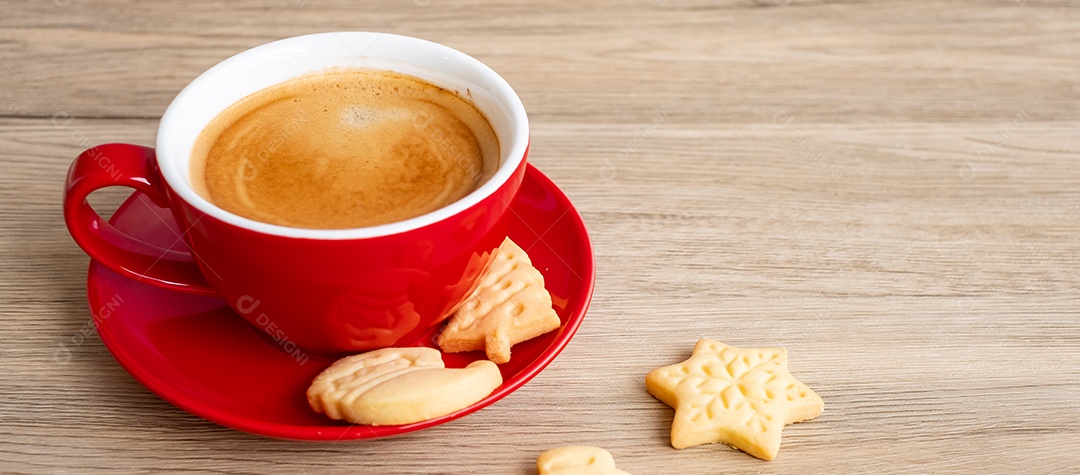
xmin=63 ymin=33 xmax=529 ymax=355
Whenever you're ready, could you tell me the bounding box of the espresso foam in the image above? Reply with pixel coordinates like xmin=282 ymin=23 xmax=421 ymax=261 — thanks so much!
xmin=190 ymin=68 xmax=500 ymax=229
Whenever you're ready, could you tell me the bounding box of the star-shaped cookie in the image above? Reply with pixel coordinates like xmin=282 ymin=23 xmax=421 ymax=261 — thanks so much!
xmin=645 ymin=339 xmax=824 ymax=461
xmin=437 ymin=237 xmax=561 ymax=364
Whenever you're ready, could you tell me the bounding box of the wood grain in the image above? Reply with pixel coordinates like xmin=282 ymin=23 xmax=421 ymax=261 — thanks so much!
xmin=3 ymin=0 xmax=1080 ymax=473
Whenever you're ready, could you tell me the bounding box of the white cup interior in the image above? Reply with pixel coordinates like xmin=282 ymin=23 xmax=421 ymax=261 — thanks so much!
xmin=157 ymin=32 xmax=528 ymax=239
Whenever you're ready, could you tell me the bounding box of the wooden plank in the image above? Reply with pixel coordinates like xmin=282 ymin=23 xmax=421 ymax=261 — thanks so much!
xmin=0 ymin=2 xmax=1078 ymax=122
xmin=2 ymin=0 xmax=1080 ymax=473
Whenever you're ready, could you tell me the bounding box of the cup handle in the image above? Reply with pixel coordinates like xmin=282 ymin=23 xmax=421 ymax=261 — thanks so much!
xmin=63 ymin=143 xmax=216 ymax=295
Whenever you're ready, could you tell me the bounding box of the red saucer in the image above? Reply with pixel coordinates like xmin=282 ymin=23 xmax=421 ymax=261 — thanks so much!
xmin=86 ymin=164 xmax=594 ymax=440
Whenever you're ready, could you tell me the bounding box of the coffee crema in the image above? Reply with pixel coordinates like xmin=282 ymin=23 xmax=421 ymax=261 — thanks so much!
xmin=190 ymin=68 xmax=499 ymax=229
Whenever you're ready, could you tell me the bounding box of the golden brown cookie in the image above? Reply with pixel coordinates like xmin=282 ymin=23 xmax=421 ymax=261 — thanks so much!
xmin=645 ymin=339 xmax=824 ymax=461
xmin=307 ymin=347 xmax=502 ymax=425
xmin=536 ymin=446 xmax=633 ymax=475
xmin=437 ymin=238 xmax=561 ymax=364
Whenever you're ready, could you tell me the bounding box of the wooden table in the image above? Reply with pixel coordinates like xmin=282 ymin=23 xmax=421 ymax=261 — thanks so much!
xmin=3 ymin=1 xmax=1079 ymax=473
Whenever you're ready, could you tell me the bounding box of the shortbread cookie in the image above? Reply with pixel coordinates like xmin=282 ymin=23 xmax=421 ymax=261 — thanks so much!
xmin=537 ymin=446 xmax=633 ymax=475
xmin=307 ymin=347 xmax=502 ymax=425
xmin=645 ymin=339 xmax=824 ymax=461
xmin=437 ymin=238 xmax=561 ymax=364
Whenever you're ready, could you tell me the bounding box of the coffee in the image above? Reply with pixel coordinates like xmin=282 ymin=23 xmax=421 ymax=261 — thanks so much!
xmin=190 ymin=68 xmax=499 ymax=229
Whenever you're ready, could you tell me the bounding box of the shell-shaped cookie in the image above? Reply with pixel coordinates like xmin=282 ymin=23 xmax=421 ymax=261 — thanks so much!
xmin=307 ymin=347 xmax=502 ymax=425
